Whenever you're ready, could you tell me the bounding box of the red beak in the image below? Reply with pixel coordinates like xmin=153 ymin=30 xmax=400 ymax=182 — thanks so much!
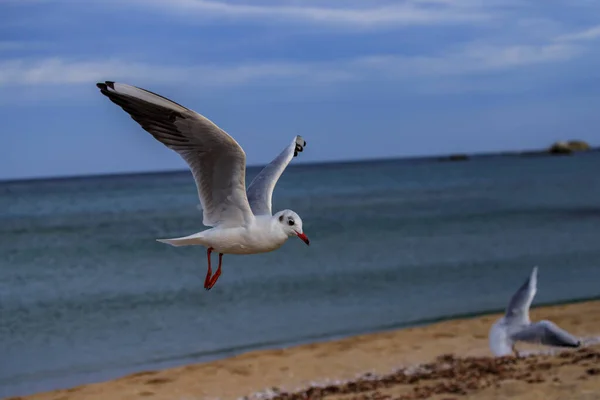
xmin=296 ymin=232 xmax=310 ymax=246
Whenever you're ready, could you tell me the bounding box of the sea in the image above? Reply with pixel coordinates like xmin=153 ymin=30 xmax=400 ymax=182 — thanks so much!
xmin=1 ymin=152 xmax=600 ymax=398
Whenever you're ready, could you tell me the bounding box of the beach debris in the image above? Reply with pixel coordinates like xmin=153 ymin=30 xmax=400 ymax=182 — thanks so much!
xmin=244 ymin=346 xmax=600 ymax=400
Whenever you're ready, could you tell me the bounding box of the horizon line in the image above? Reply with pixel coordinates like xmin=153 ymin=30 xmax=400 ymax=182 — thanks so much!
xmin=3 ymin=145 xmax=598 ymax=184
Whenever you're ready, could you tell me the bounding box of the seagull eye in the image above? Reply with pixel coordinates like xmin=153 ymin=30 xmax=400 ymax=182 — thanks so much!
xmin=288 ymin=219 xmax=295 ymax=226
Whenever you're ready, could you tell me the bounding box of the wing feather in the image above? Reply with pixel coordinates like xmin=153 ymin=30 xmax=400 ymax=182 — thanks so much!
xmin=97 ymin=81 xmax=253 ymax=227
xmin=512 ymin=320 xmax=581 ymax=348
xmin=246 ymin=135 xmax=306 ymax=216
xmin=505 ymin=266 xmax=537 ymax=324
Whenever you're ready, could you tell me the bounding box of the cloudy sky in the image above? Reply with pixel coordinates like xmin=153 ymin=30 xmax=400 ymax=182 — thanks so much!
xmin=2 ymin=0 xmax=600 ymax=180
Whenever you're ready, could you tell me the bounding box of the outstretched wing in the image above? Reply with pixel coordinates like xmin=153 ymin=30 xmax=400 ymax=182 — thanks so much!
xmin=511 ymin=320 xmax=581 ymax=348
xmin=96 ymin=81 xmax=253 ymax=228
xmin=246 ymin=135 xmax=306 ymax=216
xmin=505 ymin=266 xmax=538 ymax=324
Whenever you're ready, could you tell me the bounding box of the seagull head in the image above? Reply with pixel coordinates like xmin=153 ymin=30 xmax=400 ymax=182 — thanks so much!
xmin=275 ymin=210 xmax=309 ymax=246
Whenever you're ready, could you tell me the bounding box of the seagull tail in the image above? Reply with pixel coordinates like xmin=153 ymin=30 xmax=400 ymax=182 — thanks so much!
xmin=156 ymin=232 xmax=206 ymax=247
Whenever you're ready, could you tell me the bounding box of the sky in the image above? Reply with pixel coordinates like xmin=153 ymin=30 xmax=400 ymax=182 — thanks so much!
xmin=1 ymin=0 xmax=600 ymax=180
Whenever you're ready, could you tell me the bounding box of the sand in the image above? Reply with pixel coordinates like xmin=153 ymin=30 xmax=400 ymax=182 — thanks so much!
xmin=9 ymin=300 xmax=600 ymax=400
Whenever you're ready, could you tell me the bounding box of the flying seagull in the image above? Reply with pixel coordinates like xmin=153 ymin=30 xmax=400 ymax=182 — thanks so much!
xmin=96 ymin=81 xmax=310 ymax=290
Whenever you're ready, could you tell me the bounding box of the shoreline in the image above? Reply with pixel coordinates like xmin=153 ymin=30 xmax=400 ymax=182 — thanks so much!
xmin=10 ymin=299 xmax=600 ymax=400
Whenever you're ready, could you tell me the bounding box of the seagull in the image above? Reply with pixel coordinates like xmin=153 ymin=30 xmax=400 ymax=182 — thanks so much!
xmin=96 ymin=81 xmax=310 ymax=290
xmin=488 ymin=266 xmax=581 ymax=357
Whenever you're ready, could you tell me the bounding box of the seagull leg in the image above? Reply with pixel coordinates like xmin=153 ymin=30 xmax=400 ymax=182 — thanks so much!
xmin=203 ymin=247 xmax=214 ymax=289
xmin=205 ymin=253 xmax=223 ymax=290
xmin=512 ymin=344 xmax=520 ymax=358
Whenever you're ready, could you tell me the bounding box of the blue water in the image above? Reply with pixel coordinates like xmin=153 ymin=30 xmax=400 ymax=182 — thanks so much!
xmin=2 ymin=153 xmax=600 ymax=398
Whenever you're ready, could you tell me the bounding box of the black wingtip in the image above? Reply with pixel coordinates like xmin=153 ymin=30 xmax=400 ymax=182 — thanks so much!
xmin=293 ymin=136 xmax=306 ymax=156
xmin=96 ymin=81 xmax=115 ymax=91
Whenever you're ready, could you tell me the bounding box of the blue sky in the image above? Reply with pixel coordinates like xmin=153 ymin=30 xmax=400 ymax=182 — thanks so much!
xmin=2 ymin=0 xmax=600 ymax=180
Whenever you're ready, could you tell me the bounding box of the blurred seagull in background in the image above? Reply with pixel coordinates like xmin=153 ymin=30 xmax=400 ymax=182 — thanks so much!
xmin=489 ymin=266 xmax=581 ymax=357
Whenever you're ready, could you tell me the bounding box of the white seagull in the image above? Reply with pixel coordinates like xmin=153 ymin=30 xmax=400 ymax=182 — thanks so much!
xmin=489 ymin=266 xmax=581 ymax=357
xmin=96 ymin=81 xmax=310 ymax=290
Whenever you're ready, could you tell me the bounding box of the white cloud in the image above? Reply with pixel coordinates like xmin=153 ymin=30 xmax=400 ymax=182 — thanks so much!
xmin=0 ymin=41 xmax=27 ymax=51
xmin=0 ymin=41 xmax=582 ymax=90
xmin=457 ymin=43 xmax=581 ymax=70
xmin=0 ymin=40 xmax=50 ymax=52
xmin=556 ymin=25 xmax=600 ymax=42
xmin=0 ymin=58 xmax=355 ymax=88
xmin=352 ymin=43 xmax=581 ymax=78
xmin=115 ymin=0 xmax=491 ymax=27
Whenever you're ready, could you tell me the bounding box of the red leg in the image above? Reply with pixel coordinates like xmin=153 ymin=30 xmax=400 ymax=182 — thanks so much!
xmin=206 ymin=253 xmax=223 ymax=290
xmin=203 ymin=247 xmax=213 ymax=289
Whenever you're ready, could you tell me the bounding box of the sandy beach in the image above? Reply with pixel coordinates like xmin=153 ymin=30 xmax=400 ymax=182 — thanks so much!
xmin=10 ymin=300 xmax=600 ymax=400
